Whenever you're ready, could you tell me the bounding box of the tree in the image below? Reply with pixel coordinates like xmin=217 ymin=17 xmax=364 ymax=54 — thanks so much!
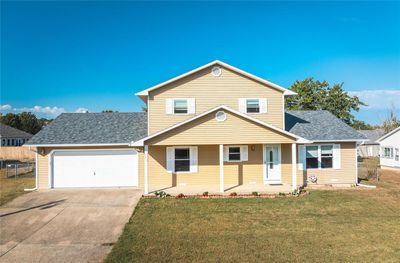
xmin=141 ymin=105 xmax=148 ymax=112
xmin=350 ymin=120 xmax=376 ymax=130
xmin=382 ymin=106 xmax=400 ymax=133
xmin=0 ymin=112 xmax=51 ymax=134
xmin=285 ymin=78 xmax=366 ymax=124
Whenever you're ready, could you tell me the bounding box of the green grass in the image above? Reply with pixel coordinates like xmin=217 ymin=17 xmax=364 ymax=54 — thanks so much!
xmin=0 ymin=169 xmax=35 ymax=206
xmin=106 ymin=170 xmax=400 ymax=262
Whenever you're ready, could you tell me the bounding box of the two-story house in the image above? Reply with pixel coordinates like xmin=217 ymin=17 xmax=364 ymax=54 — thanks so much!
xmin=26 ymin=61 xmax=365 ymax=194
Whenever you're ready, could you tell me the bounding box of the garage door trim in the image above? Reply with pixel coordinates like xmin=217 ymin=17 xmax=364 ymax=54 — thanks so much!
xmin=48 ymin=148 xmax=139 ymax=188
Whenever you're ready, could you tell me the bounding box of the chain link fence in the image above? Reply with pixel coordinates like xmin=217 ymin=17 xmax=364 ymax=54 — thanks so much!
xmin=0 ymin=160 xmax=35 ymax=178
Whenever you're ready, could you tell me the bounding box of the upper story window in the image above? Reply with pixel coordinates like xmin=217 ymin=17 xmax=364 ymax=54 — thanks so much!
xmin=174 ymin=99 xmax=188 ymax=114
xmin=166 ymin=98 xmax=195 ymax=115
xmin=246 ymin=99 xmax=260 ymax=113
xmin=239 ymin=98 xmax=267 ymax=114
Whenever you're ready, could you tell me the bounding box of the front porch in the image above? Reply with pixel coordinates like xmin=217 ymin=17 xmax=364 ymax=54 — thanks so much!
xmin=143 ymin=143 xmax=300 ymax=195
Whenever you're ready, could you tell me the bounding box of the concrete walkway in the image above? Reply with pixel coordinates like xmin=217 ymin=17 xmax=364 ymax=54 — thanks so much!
xmin=0 ymin=188 xmax=142 ymax=263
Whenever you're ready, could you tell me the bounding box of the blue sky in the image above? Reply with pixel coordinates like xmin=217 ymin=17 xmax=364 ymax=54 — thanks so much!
xmin=1 ymin=1 xmax=399 ymax=124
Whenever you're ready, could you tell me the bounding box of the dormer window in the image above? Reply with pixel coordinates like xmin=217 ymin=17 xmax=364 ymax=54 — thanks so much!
xmin=174 ymin=99 xmax=188 ymax=114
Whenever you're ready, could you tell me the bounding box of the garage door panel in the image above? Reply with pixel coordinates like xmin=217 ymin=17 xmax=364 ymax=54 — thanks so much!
xmin=52 ymin=150 xmax=138 ymax=188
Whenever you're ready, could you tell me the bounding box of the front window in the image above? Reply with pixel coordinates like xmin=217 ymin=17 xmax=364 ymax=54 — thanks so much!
xmin=175 ymin=148 xmax=190 ymax=172
xmin=383 ymin=147 xmax=393 ymax=158
xmin=306 ymin=146 xmax=319 ymax=169
xmin=246 ymin=99 xmax=260 ymax=113
xmin=321 ymin=145 xmax=333 ymax=168
xmin=228 ymin=147 xmax=241 ymax=161
xmin=174 ymin=99 xmax=188 ymax=114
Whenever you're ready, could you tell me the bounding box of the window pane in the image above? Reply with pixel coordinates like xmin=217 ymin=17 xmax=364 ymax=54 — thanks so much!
xmin=229 ymin=147 xmax=240 ymax=154
xmin=175 ymin=148 xmax=189 ymax=160
xmin=246 ymin=99 xmax=260 ymax=113
xmin=306 ymin=146 xmax=318 ymax=158
xmin=229 ymin=147 xmax=241 ymax=161
xmin=306 ymin=158 xmax=318 ymax=169
xmin=321 ymin=157 xmax=333 ymax=168
xmin=175 ymin=160 xmax=190 ymax=172
xmin=321 ymin=145 xmax=333 ymax=155
xmin=174 ymin=100 xmax=188 ymax=114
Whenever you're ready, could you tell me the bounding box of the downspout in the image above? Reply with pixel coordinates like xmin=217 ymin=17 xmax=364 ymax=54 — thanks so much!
xmin=24 ymin=146 xmax=38 ymax=191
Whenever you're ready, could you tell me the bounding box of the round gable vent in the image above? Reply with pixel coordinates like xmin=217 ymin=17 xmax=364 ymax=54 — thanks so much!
xmin=215 ymin=111 xmax=227 ymax=122
xmin=211 ymin=66 xmax=222 ymax=77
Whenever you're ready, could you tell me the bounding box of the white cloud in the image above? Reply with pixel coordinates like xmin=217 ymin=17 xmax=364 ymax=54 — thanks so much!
xmin=0 ymin=104 xmax=12 ymax=110
xmin=0 ymin=104 xmax=90 ymax=118
xmin=348 ymin=89 xmax=400 ymax=109
xmin=75 ymin=107 xmax=89 ymax=113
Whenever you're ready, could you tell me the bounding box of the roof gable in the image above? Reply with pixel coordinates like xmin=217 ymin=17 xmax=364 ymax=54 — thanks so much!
xmin=135 ymin=60 xmax=296 ymax=98
xmin=377 ymin=126 xmax=400 ymax=142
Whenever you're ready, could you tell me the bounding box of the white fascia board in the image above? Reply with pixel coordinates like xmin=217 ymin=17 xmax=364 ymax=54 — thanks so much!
xmin=135 ymin=60 xmax=297 ymax=97
xmin=377 ymin=127 xmax=400 ymax=142
xmin=131 ymin=105 xmax=309 ymax=146
xmin=312 ymin=139 xmax=367 ymax=143
xmin=23 ymin=143 xmax=132 ymax=147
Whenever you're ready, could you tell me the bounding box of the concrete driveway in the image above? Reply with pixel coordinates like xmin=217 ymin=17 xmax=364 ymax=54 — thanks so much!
xmin=0 ymin=188 xmax=142 ymax=263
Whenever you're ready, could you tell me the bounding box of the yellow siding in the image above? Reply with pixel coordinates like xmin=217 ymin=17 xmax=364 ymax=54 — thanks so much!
xmin=147 ymin=144 xmax=295 ymax=193
xmin=148 ymin=65 xmax=285 ymax=134
xmin=147 ymin=110 xmax=295 ymax=145
xmin=36 ymin=146 xmax=143 ymax=190
xmin=297 ymin=142 xmax=357 ymax=185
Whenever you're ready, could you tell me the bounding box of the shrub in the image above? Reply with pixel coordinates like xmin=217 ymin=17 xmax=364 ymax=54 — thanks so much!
xmin=364 ymin=157 xmax=379 ymax=181
xmin=229 ymin=192 xmax=237 ymax=197
xmin=202 ymin=191 xmax=209 ymax=197
xmin=252 ymin=191 xmax=259 ymax=196
xmin=176 ymin=193 xmax=185 ymax=199
xmin=154 ymin=191 xmax=170 ymax=198
xmin=278 ymin=192 xmax=286 ymax=197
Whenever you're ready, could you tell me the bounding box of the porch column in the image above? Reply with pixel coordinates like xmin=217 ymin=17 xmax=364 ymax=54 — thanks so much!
xmin=144 ymin=145 xmax=149 ymax=194
xmin=291 ymin=143 xmax=297 ymax=191
xmin=219 ymin=144 xmax=224 ymax=192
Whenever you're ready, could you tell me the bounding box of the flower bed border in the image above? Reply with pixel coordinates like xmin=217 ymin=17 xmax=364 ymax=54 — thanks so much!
xmin=142 ymin=191 xmax=309 ymax=199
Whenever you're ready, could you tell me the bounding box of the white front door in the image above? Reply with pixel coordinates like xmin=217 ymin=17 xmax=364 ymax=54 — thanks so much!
xmin=264 ymin=144 xmax=281 ymax=183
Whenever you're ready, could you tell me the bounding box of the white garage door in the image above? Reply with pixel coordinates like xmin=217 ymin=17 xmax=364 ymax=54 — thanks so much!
xmin=52 ymin=150 xmax=138 ymax=188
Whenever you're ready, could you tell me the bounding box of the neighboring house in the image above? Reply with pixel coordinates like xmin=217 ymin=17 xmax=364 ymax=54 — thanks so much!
xmin=377 ymin=127 xmax=400 ymax=170
xmin=25 ymin=60 xmax=365 ymax=193
xmin=358 ymin=129 xmax=385 ymax=158
xmin=0 ymin=124 xmax=33 ymax=147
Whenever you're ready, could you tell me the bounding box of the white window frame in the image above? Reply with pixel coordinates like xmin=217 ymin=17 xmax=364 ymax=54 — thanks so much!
xmin=166 ymin=98 xmax=195 ymax=115
xmin=174 ymin=147 xmax=191 ymax=172
xmin=228 ymin=146 xmax=241 ymax=162
xmin=239 ymin=98 xmax=267 ymax=114
xmin=395 ymin=148 xmax=399 ymax=162
xmin=224 ymin=145 xmax=248 ymax=163
xmin=166 ymin=146 xmax=198 ymax=174
xmin=246 ymin=99 xmax=261 ymax=113
xmin=305 ymin=144 xmax=334 ymax=170
xmin=382 ymin=147 xmax=393 ymax=159
xmin=173 ymin=99 xmax=189 ymax=115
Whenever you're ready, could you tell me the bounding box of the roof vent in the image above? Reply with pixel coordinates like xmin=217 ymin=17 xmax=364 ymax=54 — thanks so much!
xmin=211 ymin=66 xmax=222 ymax=77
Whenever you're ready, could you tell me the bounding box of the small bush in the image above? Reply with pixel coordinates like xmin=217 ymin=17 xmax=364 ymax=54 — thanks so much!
xmin=252 ymin=191 xmax=259 ymax=196
xmin=364 ymin=158 xmax=379 ymax=180
xmin=229 ymin=192 xmax=237 ymax=197
xmin=278 ymin=192 xmax=286 ymax=197
xmin=202 ymin=191 xmax=209 ymax=197
xmin=154 ymin=191 xmax=170 ymax=198
xmin=176 ymin=193 xmax=185 ymax=199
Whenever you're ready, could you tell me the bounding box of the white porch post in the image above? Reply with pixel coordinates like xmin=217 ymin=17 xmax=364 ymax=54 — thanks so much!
xmin=219 ymin=144 xmax=224 ymax=192
xmin=291 ymin=143 xmax=297 ymax=191
xmin=144 ymin=145 xmax=149 ymax=194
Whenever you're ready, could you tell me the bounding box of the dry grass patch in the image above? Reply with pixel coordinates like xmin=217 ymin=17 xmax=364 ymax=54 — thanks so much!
xmin=106 ymin=170 xmax=400 ymax=262
xmin=0 ymin=169 xmax=35 ymax=206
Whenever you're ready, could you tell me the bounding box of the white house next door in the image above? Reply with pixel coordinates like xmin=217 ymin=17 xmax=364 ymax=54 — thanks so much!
xmin=264 ymin=144 xmax=281 ymax=183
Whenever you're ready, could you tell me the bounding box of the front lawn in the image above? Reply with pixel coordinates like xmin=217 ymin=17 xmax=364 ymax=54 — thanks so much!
xmin=106 ymin=170 xmax=400 ymax=262
xmin=0 ymin=169 xmax=35 ymax=206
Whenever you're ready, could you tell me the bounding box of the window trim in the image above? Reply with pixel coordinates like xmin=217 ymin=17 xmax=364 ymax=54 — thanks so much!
xmin=228 ymin=146 xmax=241 ymax=162
xmin=382 ymin=146 xmax=394 ymax=159
xmin=174 ymin=147 xmax=190 ymax=173
xmin=173 ymin=99 xmax=189 ymax=115
xmin=246 ymin=98 xmax=260 ymax=114
xmin=306 ymin=144 xmax=334 ymax=170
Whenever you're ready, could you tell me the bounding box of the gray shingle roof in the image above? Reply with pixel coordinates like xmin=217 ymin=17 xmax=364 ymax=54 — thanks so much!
xmin=0 ymin=124 xmax=33 ymax=138
xmin=357 ymin=129 xmax=385 ymax=144
xmin=285 ymin=110 xmax=366 ymax=141
xmin=26 ymin=112 xmax=147 ymax=145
